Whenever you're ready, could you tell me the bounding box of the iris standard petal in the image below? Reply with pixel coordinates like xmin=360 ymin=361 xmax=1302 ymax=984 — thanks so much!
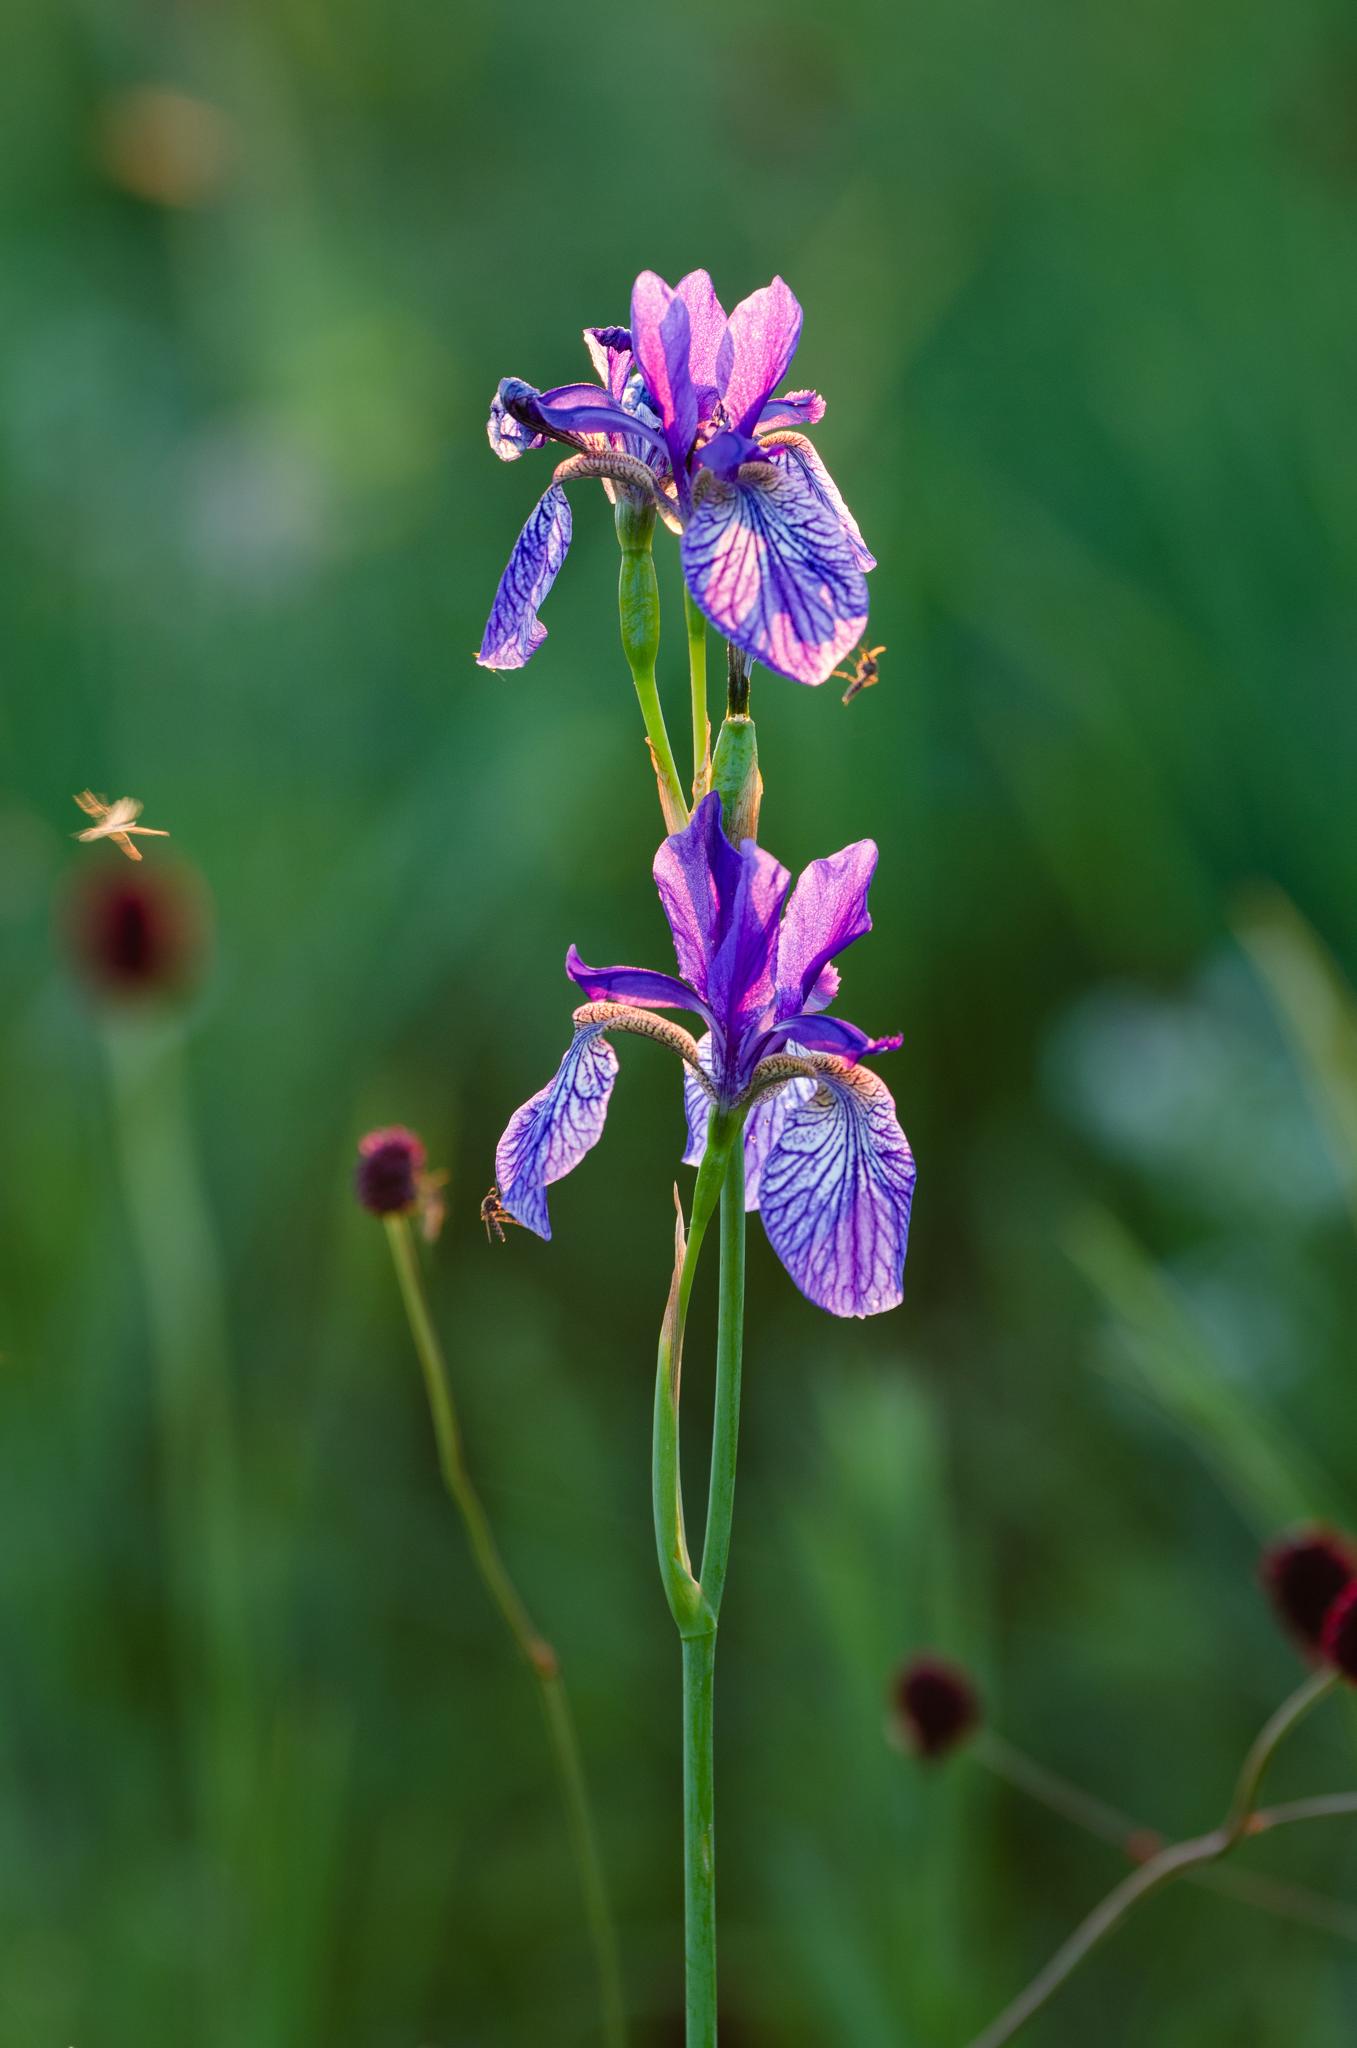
xmin=758 ymin=1059 xmax=916 ymax=1317
xmin=494 ymin=1020 xmax=620 ymax=1240
xmin=774 ymin=840 xmax=880 ymax=1018
xmin=565 ymin=945 xmax=710 ymax=1023
xmin=673 ymin=270 xmax=728 ymax=399
xmin=719 ymin=277 xmax=803 ymax=435
xmin=653 ymin=792 xmax=788 ymax=1050
xmin=680 ymin=464 xmax=869 ymax=686
xmin=764 ymin=436 xmax=876 ymax=573
xmin=477 ymin=483 xmax=572 ymax=670
xmin=630 ymin=273 xmax=693 ymax=447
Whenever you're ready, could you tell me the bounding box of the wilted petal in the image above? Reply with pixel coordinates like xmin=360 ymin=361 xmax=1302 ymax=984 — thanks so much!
xmin=681 ymin=465 xmax=869 ymax=686
xmin=759 ymin=1060 xmax=916 ymax=1317
xmin=566 ymin=945 xmax=709 ymax=1022
xmin=764 ymin=436 xmax=876 ymax=572
xmin=495 ymin=1021 xmax=620 ymax=1240
xmin=477 ymin=483 xmax=572 ymax=670
xmin=757 ymin=389 xmax=826 ymax=432
xmin=500 ymin=376 xmax=665 ymax=458
xmin=583 ymin=325 xmax=634 ymax=400
xmin=719 ymin=278 xmax=803 ymax=435
xmin=774 ymin=840 xmax=880 ymax=1017
xmin=488 ymin=385 xmax=546 ymax=462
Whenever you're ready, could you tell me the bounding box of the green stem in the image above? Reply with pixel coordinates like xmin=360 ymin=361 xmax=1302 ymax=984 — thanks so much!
xmin=698 ymin=1133 xmax=746 ymax=1621
xmin=684 ymin=586 xmax=710 ymax=797
xmin=384 ymin=1216 xmax=627 ymax=2048
xmin=617 ymin=499 xmax=687 ymax=829
xmin=966 ymin=1670 xmax=1337 ymax=2048
xmin=682 ymin=1631 xmax=718 ymax=2048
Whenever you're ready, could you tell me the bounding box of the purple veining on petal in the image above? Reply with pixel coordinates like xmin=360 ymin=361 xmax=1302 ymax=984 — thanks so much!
xmin=758 ymin=1060 xmax=916 ymax=1317
xmin=495 ymin=1020 xmax=620 ymax=1240
xmin=680 ymin=465 xmax=869 ymax=686
xmin=488 ymin=386 xmax=546 ymax=462
xmin=565 ymin=945 xmax=710 ymax=1022
xmin=774 ymin=840 xmax=879 ymax=1018
xmin=477 ymin=483 xmax=572 ymax=670
xmin=721 ymin=278 xmax=804 ymax=435
xmin=764 ymin=437 xmax=876 ymax=573
xmin=758 ymin=389 xmax=826 ymax=432
xmin=681 ymin=1032 xmax=716 ymax=1167
xmin=681 ymin=1033 xmax=818 ymax=1211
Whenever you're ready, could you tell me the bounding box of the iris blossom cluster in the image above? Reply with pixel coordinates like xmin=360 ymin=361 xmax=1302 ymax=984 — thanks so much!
xmin=478 ymin=270 xmax=875 ymax=687
xmin=495 ymin=793 xmax=915 ymax=1318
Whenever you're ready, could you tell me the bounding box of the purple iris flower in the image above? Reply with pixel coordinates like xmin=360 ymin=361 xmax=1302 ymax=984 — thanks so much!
xmin=495 ymin=794 xmax=915 ymax=1318
xmin=477 ymin=270 xmax=875 ymax=687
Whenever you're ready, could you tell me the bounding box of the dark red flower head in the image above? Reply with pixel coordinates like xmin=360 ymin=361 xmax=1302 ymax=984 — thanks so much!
xmin=890 ymin=1654 xmax=980 ymax=1761
xmin=65 ymin=862 xmax=208 ymax=1001
xmin=1322 ymin=1583 xmax=1357 ymax=1681
xmin=355 ymin=1127 xmax=426 ymax=1216
xmin=1260 ymin=1528 xmax=1357 ymax=1653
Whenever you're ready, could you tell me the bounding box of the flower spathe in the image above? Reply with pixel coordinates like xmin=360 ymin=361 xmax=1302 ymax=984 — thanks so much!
xmin=495 ymin=794 xmax=914 ymax=1317
xmin=477 ymin=269 xmax=874 ymax=687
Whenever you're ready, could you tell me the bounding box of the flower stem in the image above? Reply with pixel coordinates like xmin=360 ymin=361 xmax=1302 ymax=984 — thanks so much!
xmin=682 ymin=1630 xmax=718 ymax=2048
xmin=684 ymin=585 xmax=710 ymax=800
xmin=383 ymin=1215 xmax=627 ymax=2048
xmin=965 ymin=1670 xmax=1337 ymax=2048
xmin=651 ymin=1110 xmax=747 ymax=2046
xmin=616 ymin=497 xmax=687 ymax=831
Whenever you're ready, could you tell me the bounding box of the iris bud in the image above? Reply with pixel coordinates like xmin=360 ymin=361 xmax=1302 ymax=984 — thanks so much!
xmin=711 ymin=712 xmax=763 ymax=846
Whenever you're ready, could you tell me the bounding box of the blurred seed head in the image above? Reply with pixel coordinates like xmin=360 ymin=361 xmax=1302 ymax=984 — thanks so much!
xmin=1321 ymin=1582 xmax=1357 ymax=1681
xmin=890 ymin=1654 xmax=980 ymax=1761
xmin=355 ymin=1127 xmax=427 ymax=1216
xmin=1260 ymin=1528 xmax=1357 ymax=1653
xmin=65 ymin=860 xmax=209 ymax=1004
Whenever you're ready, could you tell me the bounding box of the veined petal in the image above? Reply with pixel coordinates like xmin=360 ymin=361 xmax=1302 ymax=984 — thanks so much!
xmin=764 ymin=436 xmax=876 ymax=572
xmin=681 ymin=465 xmax=869 ymax=686
xmin=495 ymin=1021 xmax=619 ymax=1240
xmin=566 ymin=945 xmax=709 ymax=1023
xmin=674 ymin=270 xmax=728 ymax=398
xmin=758 ymin=389 xmax=826 ymax=432
xmin=719 ymin=278 xmax=803 ymax=435
xmin=477 ymin=483 xmax=572 ymax=670
xmin=681 ymin=1032 xmax=717 ymax=1166
xmin=774 ymin=840 xmax=880 ymax=1018
xmin=488 ymin=385 xmax=546 ymax=462
xmin=683 ymin=1033 xmax=820 ymax=1210
xmin=758 ymin=1059 xmax=916 ymax=1317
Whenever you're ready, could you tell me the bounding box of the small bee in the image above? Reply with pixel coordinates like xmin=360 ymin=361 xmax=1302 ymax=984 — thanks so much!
xmin=73 ymin=789 xmax=170 ymax=861
xmin=480 ymin=1183 xmax=519 ymax=1245
xmin=832 ymin=643 xmax=885 ymax=706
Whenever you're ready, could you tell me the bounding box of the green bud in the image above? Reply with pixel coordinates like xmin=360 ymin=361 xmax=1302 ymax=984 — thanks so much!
xmin=711 ymin=712 xmax=762 ymax=845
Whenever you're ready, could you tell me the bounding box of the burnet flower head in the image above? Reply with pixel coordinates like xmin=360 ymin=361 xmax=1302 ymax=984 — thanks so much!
xmin=478 ymin=270 xmax=875 ymax=687
xmin=495 ymin=793 xmax=915 ymax=1317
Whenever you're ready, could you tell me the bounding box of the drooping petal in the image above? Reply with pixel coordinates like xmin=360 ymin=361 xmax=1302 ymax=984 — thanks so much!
xmin=477 ymin=483 xmax=572 ymax=670
xmin=758 ymin=1059 xmax=916 ymax=1317
xmin=488 ymin=385 xmax=546 ymax=462
xmin=774 ymin=840 xmax=880 ymax=1018
xmin=566 ymin=945 xmax=710 ymax=1023
xmin=764 ymin=436 xmax=876 ymax=573
xmin=681 ymin=1032 xmax=717 ymax=1165
xmin=757 ymin=389 xmax=826 ymax=432
xmin=681 ymin=464 xmax=869 ymax=686
xmin=653 ymin=792 xmax=788 ymax=1058
xmin=719 ymin=278 xmax=803 ymax=435
xmin=760 ymin=1012 xmax=903 ymax=1063
xmin=494 ymin=1020 xmax=619 ymax=1240
xmin=681 ymin=1033 xmax=817 ymax=1209
xmin=499 ymin=377 xmax=665 ymax=458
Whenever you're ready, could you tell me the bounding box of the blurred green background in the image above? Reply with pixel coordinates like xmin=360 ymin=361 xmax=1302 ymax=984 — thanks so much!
xmin=3 ymin=0 xmax=1357 ymax=2040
